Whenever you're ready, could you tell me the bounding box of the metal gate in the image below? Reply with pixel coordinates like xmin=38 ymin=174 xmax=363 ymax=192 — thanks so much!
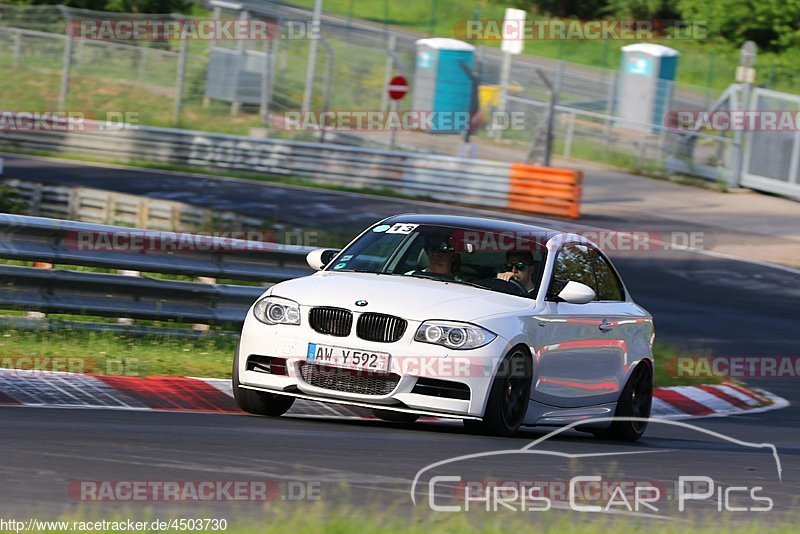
xmin=742 ymin=87 xmax=800 ymax=198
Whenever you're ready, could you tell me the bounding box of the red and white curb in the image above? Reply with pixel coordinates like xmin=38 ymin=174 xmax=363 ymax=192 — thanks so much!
xmin=0 ymin=369 xmax=788 ymax=421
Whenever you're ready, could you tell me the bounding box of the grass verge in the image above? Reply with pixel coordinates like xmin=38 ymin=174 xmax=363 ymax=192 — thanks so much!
xmin=0 ymin=328 xmax=720 ymax=387
xmin=0 ymin=329 xmax=236 ymax=378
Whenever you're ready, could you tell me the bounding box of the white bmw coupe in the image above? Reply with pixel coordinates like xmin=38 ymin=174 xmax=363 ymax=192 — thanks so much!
xmin=234 ymin=214 xmax=654 ymax=439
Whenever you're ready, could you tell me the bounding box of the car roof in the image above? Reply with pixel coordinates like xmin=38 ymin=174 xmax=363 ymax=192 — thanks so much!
xmin=382 ymin=213 xmax=560 ymax=239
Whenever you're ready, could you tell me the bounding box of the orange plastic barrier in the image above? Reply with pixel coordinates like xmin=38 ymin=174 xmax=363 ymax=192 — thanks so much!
xmin=508 ymin=163 xmax=582 ymax=218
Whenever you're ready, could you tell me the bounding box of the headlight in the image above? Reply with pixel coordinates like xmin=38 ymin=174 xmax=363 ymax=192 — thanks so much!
xmin=414 ymin=321 xmax=496 ymax=350
xmin=253 ymin=296 xmax=301 ymax=325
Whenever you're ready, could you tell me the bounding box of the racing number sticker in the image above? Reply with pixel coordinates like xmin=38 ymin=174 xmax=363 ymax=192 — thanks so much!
xmin=386 ymin=223 xmax=418 ymax=234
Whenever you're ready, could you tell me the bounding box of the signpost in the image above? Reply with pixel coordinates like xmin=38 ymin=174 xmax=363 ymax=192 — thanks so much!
xmin=387 ymin=75 xmax=408 ymax=100
xmin=387 ymin=75 xmax=408 ymax=148
xmin=733 ymin=40 xmax=757 ymax=186
xmin=496 ymin=8 xmax=526 ymax=139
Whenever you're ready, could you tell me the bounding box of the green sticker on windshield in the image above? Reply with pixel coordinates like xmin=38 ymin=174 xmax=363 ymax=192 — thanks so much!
xmin=372 ymin=224 xmax=391 ymax=233
xmin=333 ymin=262 xmax=347 ymax=270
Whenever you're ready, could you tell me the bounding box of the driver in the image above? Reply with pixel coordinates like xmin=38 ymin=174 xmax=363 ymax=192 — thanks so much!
xmin=497 ymin=251 xmax=537 ymax=295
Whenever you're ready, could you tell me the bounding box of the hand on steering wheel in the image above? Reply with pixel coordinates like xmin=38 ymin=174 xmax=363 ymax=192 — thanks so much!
xmin=497 ymin=272 xmax=528 ymax=296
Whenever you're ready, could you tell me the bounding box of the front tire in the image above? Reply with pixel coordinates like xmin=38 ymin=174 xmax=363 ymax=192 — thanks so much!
xmin=232 ymin=347 xmax=295 ymax=417
xmin=464 ymin=347 xmax=532 ymax=437
xmin=594 ymin=360 xmax=653 ymax=441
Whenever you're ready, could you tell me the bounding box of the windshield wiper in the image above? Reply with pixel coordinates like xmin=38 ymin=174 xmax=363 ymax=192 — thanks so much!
xmin=346 ymin=269 xmax=398 ymax=276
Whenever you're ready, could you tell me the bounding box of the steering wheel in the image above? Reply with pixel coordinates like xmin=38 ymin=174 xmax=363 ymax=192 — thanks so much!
xmin=479 ymin=278 xmax=528 ymax=296
xmin=507 ymin=277 xmax=529 ymax=295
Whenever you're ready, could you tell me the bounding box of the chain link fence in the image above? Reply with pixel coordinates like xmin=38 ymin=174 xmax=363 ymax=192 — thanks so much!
xmin=0 ymin=1 xmax=737 ymax=179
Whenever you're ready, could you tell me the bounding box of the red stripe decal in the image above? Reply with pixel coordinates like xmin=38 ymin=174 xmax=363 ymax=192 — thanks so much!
xmin=722 ymin=382 xmax=769 ymax=406
xmin=654 ymin=388 xmax=715 ymax=416
xmin=697 ymin=385 xmax=752 ymax=410
xmin=97 ymin=376 xmax=243 ymax=413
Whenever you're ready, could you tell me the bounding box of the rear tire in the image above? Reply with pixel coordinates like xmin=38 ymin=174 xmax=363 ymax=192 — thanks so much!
xmin=232 ymin=346 xmax=295 ymax=417
xmin=464 ymin=347 xmax=532 ymax=437
xmin=594 ymin=361 xmax=653 ymax=441
xmin=372 ymin=409 xmax=420 ymax=423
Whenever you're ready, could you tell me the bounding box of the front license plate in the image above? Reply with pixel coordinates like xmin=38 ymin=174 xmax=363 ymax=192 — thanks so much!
xmin=307 ymin=343 xmax=391 ymax=372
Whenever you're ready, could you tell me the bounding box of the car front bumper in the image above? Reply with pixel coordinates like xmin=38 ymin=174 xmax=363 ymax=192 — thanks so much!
xmin=237 ymin=313 xmax=509 ymax=418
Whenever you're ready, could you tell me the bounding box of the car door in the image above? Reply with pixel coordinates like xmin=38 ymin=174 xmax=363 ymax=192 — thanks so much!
xmin=531 ymin=243 xmax=630 ymax=408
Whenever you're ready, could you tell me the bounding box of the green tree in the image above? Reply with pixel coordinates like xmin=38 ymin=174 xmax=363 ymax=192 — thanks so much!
xmin=5 ymin=0 xmax=191 ymax=13
xmin=603 ymin=0 xmax=680 ymax=19
xmin=488 ymin=1 xmax=609 ymax=19
xmin=676 ymin=0 xmax=800 ymax=50
xmin=0 ymin=185 xmax=27 ymax=214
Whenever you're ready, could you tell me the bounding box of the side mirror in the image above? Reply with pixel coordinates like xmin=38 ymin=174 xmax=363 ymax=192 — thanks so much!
xmin=557 ymin=281 xmax=596 ymax=304
xmin=306 ymin=248 xmax=340 ymax=270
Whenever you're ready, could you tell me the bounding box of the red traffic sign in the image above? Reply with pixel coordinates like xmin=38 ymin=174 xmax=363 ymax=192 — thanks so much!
xmin=387 ymin=75 xmax=409 ymax=100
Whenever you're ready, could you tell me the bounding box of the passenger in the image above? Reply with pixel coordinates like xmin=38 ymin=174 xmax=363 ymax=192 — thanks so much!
xmin=409 ymin=239 xmax=461 ymax=280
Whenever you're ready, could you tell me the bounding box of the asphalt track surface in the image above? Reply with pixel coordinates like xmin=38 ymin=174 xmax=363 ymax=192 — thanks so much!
xmin=1 ymin=154 xmax=799 ymax=524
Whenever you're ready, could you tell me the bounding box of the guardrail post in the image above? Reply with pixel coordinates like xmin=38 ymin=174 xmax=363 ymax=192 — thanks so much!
xmin=29 ymin=260 xmax=52 ymax=321
xmin=173 ymin=37 xmax=188 ymax=125
xmin=658 ymin=124 xmax=668 ymax=168
xmin=635 ymin=136 xmax=646 ymax=172
xmin=230 ymin=10 xmax=249 ymax=116
xmin=59 ymin=30 xmax=74 ymax=110
xmin=117 ymin=270 xmax=140 ymax=326
xmin=494 ymin=49 xmax=513 ymax=141
xmin=29 ymin=183 xmax=42 ymax=216
xmin=259 ymin=31 xmax=273 ymax=118
xmin=302 ymin=0 xmax=324 ymax=113
xmin=67 ymin=188 xmax=79 ymax=220
xmin=193 ymin=277 xmax=217 ymax=332
xmin=105 ymin=193 xmax=117 ymax=225
xmin=138 ymin=199 xmax=151 ymax=228
xmin=12 ymin=28 xmax=22 ymax=67
xmin=138 ymin=46 xmax=148 ymax=85
xmin=380 ymin=34 xmax=396 ymax=113
xmin=604 ymin=71 xmax=617 ymax=139
xmin=203 ymin=5 xmax=222 ymax=108
xmin=318 ymin=38 xmax=335 ymax=144
xmin=563 ymin=112 xmax=576 ymax=158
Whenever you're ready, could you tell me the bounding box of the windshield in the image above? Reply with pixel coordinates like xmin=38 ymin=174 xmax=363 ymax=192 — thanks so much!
xmin=326 ymin=222 xmax=548 ymax=298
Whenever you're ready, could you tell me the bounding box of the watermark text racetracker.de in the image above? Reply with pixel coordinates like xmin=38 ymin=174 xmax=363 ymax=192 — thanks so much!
xmin=670 ymin=356 xmax=800 ymax=379
xmin=0 ymin=356 xmax=140 ymax=377
xmin=0 ymin=111 xmax=140 ymax=131
xmin=67 ymin=479 xmax=320 ymax=502
xmin=69 ymin=18 xmax=319 ymax=41
xmin=667 ymin=110 xmax=800 ymax=131
xmin=64 ymin=230 xmax=320 ymax=252
xmin=449 ymin=229 xmax=711 ymax=253
xmin=270 ymin=110 xmax=524 ymax=133
xmin=453 ymin=19 xmax=708 ymax=41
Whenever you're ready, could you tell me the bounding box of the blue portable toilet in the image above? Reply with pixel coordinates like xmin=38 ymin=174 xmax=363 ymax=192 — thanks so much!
xmin=616 ymin=43 xmax=679 ymax=131
xmin=412 ymin=38 xmax=475 ymax=133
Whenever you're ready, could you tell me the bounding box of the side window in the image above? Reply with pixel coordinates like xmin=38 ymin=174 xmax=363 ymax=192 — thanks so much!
xmin=590 ymin=248 xmax=625 ymax=301
xmin=548 ymin=244 xmax=597 ymax=300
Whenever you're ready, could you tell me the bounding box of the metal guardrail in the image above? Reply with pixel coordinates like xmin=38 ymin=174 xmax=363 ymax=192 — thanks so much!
xmin=0 ymin=214 xmax=315 ymax=326
xmin=0 ymin=120 xmax=582 ymax=217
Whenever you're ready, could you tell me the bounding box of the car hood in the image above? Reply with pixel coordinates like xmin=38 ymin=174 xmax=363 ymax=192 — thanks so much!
xmin=267 ymin=271 xmax=533 ymax=323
